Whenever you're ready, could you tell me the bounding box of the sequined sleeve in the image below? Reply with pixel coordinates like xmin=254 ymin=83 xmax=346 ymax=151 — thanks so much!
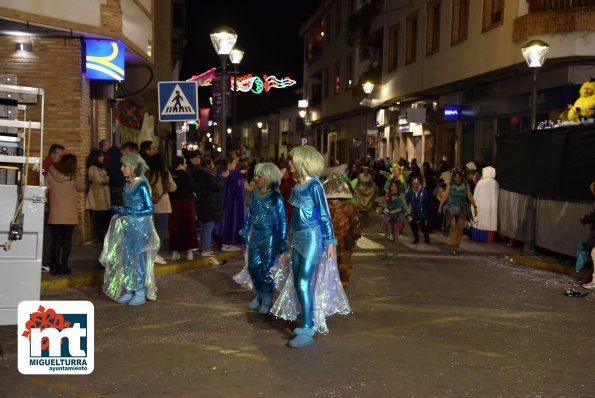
xmin=311 ymin=181 xmax=337 ymax=246
xmin=131 ymin=180 xmax=155 ymax=216
xmin=273 ymin=191 xmax=288 ymax=244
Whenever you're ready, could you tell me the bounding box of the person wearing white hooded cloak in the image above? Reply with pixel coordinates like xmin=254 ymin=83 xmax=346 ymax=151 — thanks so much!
xmin=472 ymin=166 xmax=499 ymax=236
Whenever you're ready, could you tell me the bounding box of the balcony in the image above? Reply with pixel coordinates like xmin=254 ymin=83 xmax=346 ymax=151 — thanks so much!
xmin=513 ymin=3 xmax=595 ymax=41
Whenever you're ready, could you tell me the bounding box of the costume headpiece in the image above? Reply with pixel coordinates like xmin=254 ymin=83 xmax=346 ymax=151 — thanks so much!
xmin=322 ymin=174 xmax=353 ymax=199
xmin=121 ymin=153 xmax=148 ymax=178
xmin=255 ymin=162 xmax=282 ymax=191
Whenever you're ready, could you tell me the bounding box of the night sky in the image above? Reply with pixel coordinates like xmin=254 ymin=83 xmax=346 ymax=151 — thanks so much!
xmin=181 ymin=0 xmax=319 ymax=119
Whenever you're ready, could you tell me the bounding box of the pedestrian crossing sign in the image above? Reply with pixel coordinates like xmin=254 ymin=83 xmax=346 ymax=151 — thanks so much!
xmin=158 ymin=81 xmax=198 ymax=122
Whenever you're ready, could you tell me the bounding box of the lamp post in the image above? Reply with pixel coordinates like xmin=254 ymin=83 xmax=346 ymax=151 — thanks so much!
xmin=362 ymin=81 xmax=374 ymax=159
xmin=520 ymin=39 xmax=549 ymax=254
xmin=230 ymin=48 xmax=244 ymax=151
xmin=521 ymin=39 xmax=550 ymax=130
xmin=210 ymin=26 xmax=238 ymax=159
xmin=298 ymin=99 xmax=308 ymax=146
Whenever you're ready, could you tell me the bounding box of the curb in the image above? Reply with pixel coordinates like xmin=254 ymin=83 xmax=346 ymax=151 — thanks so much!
xmin=511 ymin=255 xmax=576 ymax=276
xmin=41 ymin=251 xmax=241 ymax=293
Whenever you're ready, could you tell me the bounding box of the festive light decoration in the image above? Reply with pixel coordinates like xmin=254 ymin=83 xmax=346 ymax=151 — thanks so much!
xmin=190 ymin=71 xmax=296 ymax=94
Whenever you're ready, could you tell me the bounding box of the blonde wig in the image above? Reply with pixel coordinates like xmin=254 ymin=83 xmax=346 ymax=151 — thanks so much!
xmin=289 ymin=145 xmax=324 ymax=180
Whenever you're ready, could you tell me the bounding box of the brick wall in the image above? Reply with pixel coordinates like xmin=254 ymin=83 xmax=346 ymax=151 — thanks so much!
xmin=0 ymin=36 xmax=93 ymax=243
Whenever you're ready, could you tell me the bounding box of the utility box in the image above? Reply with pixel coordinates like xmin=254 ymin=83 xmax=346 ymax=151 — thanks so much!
xmin=0 ymin=185 xmax=46 ymax=324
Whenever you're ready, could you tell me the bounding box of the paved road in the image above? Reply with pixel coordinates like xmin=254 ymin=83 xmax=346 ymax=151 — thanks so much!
xmin=1 ymin=220 xmax=594 ymax=397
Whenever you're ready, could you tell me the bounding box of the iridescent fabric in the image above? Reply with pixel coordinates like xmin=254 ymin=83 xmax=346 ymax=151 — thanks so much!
xmin=235 ymin=189 xmax=288 ymax=294
xmin=100 ymin=178 xmax=160 ymax=301
xmin=270 ymin=248 xmax=351 ymax=334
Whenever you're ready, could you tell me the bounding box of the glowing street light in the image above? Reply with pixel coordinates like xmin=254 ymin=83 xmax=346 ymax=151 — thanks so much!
xmin=210 ymin=26 xmax=238 ymax=158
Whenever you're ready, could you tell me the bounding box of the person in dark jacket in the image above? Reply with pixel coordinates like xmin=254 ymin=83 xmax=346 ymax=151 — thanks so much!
xmin=581 ymin=180 xmax=595 ymax=289
xmin=196 ymin=156 xmax=229 ymax=256
xmin=169 ymin=157 xmax=200 ymax=261
xmin=406 ymin=176 xmax=431 ymax=244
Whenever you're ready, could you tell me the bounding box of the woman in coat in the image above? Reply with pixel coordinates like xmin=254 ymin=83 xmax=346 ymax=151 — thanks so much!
xmin=85 ymin=149 xmax=111 ymax=241
xmin=146 ymin=153 xmax=177 ymax=264
xmin=169 ymin=156 xmax=200 ymax=261
xmin=46 ymin=154 xmax=86 ymax=275
xmin=196 ymin=156 xmax=229 ymax=256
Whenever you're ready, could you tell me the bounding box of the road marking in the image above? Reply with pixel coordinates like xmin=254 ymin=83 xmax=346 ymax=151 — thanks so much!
xmin=126 ymin=319 xmax=191 ymax=331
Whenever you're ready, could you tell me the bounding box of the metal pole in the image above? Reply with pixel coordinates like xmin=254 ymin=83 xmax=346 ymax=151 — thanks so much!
xmin=232 ymin=64 xmax=238 ymax=151
xmin=530 ymin=68 xmax=538 ymax=130
xmin=363 ymin=110 xmax=367 ymax=159
xmin=523 ymin=67 xmax=539 ymax=254
xmin=220 ymin=55 xmax=227 ymax=158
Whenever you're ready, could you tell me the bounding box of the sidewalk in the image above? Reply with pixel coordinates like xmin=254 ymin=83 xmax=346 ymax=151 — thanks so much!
xmin=41 ymin=243 xmax=241 ymax=293
xmin=356 ymin=210 xmax=578 ymax=276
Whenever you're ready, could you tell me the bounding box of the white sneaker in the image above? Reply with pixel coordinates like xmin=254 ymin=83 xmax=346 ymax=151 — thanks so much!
xmin=222 ymin=244 xmax=241 ymax=252
xmin=582 ymin=281 xmax=595 ymax=290
xmin=201 ymin=251 xmax=215 ymax=257
xmin=186 ymin=250 xmax=194 ymax=261
xmin=154 ymin=255 xmax=167 ymax=265
xmin=41 ymin=265 xmax=50 ymax=272
xmin=170 ymin=251 xmax=181 ymax=260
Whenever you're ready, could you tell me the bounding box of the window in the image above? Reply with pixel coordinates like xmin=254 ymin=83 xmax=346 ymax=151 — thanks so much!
xmin=450 ymin=0 xmax=469 ymax=46
xmin=335 ymin=1 xmax=341 ymax=37
xmin=426 ymin=1 xmax=441 ymax=56
xmin=405 ymin=10 xmax=419 ymax=65
xmin=388 ymin=23 xmax=399 ymax=72
xmin=323 ymin=68 xmax=329 ymax=99
xmin=482 ymin=0 xmax=504 ymax=33
xmin=335 ymin=61 xmax=341 ymax=94
xmin=345 ymin=53 xmax=354 ymax=89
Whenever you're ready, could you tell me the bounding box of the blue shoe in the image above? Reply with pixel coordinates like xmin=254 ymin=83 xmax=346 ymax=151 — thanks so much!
xmin=248 ymin=295 xmax=261 ymax=311
xmin=289 ymin=327 xmax=315 ymax=348
xmin=128 ymin=289 xmax=146 ymax=306
xmin=116 ymin=291 xmax=133 ymax=304
xmin=259 ymin=292 xmax=273 ymax=314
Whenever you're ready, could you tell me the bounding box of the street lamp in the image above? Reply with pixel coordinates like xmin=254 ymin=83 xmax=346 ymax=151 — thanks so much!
xmin=521 ymin=39 xmax=550 ymax=130
xmin=361 ymin=81 xmax=374 ymax=158
xmin=210 ymin=26 xmax=238 ymax=158
xmin=230 ymin=48 xmax=244 ymax=150
xmin=520 ymin=39 xmax=549 ymax=254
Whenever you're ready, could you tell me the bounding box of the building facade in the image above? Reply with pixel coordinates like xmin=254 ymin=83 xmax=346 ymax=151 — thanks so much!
xmin=0 ymin=0 xmax=180 ymax=242
xmin=300 ymin=0 xmax=595 ymax=167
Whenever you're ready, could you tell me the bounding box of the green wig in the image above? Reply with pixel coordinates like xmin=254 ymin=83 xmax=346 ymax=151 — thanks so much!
xmin=121 ymin=153 xmax=148 ymax=179
xmin=255 ymin=162 xmax=282 ymax=191
xmin=289 ymin=145 xmax=324 ymax=180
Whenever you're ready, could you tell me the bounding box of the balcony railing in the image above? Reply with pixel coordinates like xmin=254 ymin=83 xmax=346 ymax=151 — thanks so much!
xmin=528 ymin=0 xmax=595 ymax=12
xmin=514 ymin=5 xmax=595 ymax=41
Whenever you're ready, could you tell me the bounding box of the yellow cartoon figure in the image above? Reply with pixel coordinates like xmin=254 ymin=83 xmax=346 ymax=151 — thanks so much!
xmin=568 ymin=77 xmax=595 ymax=123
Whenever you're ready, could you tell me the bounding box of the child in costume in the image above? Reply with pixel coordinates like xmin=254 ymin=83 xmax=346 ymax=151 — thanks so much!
xmin=377 ymin=178 xmax=409 ymax=259
xmin=236 ymin=163 xmax=288 ymax=313
xmin=100 ymin=153 xmax=160 ymax=306
xmin=270 ymin=146 xmax=350 ymax=348
xmin=323 ymin=174 xmax=363 ymax=285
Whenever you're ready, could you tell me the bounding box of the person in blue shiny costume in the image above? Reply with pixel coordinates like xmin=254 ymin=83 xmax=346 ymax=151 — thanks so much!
xmin=287 ymin=146 xmax=336 ymax=348
xmin=240 ymin=163 xmax=288 ymax=314
xmin=100 ymin=153 xmax=160 ymax=306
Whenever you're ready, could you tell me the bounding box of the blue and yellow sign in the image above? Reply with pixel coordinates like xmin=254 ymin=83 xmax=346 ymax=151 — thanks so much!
xmin=85 ymin=40 xmax=125 ymax=81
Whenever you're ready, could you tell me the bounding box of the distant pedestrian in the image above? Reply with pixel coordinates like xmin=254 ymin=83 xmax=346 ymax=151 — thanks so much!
xmin=196 ymin=156 xmax=228 ymax=256
xmin=215 ymin=156 xmax=245 ymax=251
xmin=46 ymin=154 xmax=86 ymax=275
xmin=406 ymin=176 xmax=430 ymax=244
xmin=377 ymin=178 xmax=409 ymax=259
xmin=581 ymin=181 xmax=595 ymax=290
xmin=439 ymin=168 xmax=478 ymax=255
xmin=146 ymin=153 xmax=177 ymax=264
xmin=472 ymin=166 xmax=499 ymax=242
xmin=85 ymin=149 xmax=111 ymax=242
xmin=168 ymin=157 xmax=199 ymax=261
